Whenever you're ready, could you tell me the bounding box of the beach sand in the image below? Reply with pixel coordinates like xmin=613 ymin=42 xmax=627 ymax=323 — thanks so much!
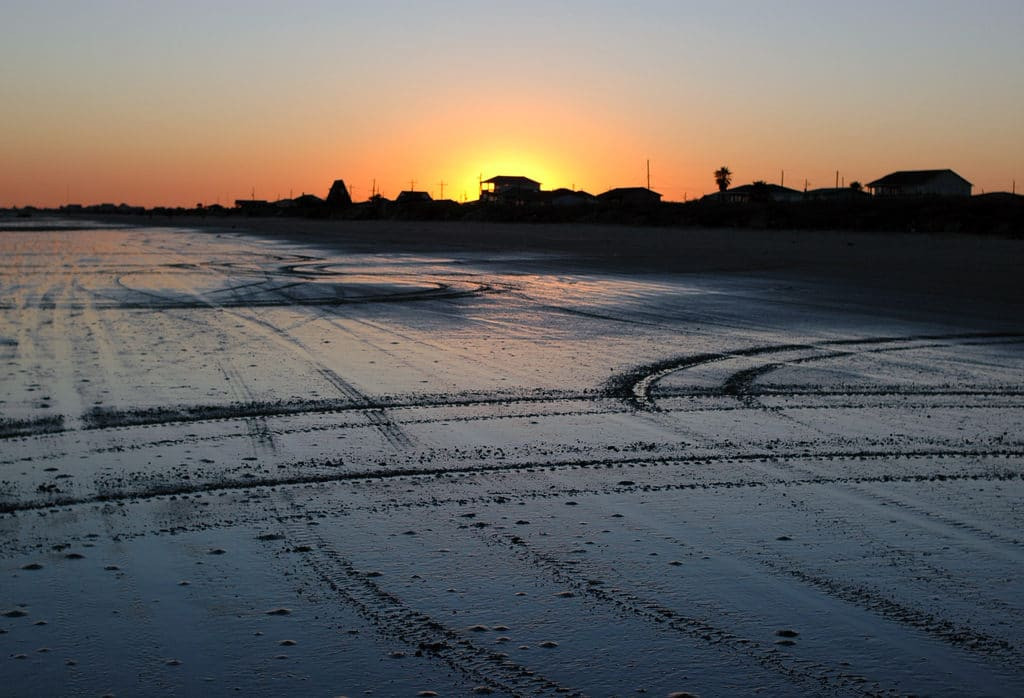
xmin=1 ymin=216 xmax=1022 ymax=695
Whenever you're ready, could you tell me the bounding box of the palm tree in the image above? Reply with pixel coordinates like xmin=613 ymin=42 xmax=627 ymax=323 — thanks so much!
xmin=714 ymin=167 xmax=732 ymax=192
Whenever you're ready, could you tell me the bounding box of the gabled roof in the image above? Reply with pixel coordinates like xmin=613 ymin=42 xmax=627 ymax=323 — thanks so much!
xmin=326 ymin=179 xmax=352 ymax=207
xmin=482 ymin=175 xmax=540 ymax=186
xmin=867 ymin=169 xmax=971 ymax=188
xmin=805 ymin=187 xmax=870 ymax=198
xmin=727 ymin=183 xmax=802 ymax=196
xmin=598 ymin=187 xmax=662 ymax=198
xmin=395 ymin=190 xmax=432 ymax=203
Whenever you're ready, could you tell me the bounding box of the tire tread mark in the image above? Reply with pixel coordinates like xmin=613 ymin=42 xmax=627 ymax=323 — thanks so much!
xmin=615 ymin=333 xmax=1024 ymax=411
xmin=760 ymin=557 xmax=1021 ymax=664
xmin=481 ymin=529 xmax=882 ymax=696
xmin=6 ymin=450 xmax=1020 ymax=514
xmin=274 ymin=516 xmax=582 ymax=697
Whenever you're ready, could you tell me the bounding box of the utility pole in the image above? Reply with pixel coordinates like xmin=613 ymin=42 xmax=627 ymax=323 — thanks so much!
xmin=835 ymin=171 xmax=839 ymax=189
xmin=646 ymin=159 xmax=651 ymax=190
xmin=409 ymin=179 xmax=416 ymax=192
xmin=438 ymin=180 xmax=447 ymax=199
xmin=780 ymin=170 xmax=784 ymax=187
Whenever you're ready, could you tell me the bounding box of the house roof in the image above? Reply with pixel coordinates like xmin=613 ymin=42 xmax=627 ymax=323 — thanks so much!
xmin=598 ymin=187 xmax=662 ymax=198
xmin=867 ymin=169 xmax=971 ymax=188
xmin=805 ymin=187 xmax=870 ymax=198
xmin=482 ymin=175 xmax=540 ymax=186
xmin=727 ymin=183 xmax=802 ymax=196
xmin=395 ymin=190 xmax=432 ymax=203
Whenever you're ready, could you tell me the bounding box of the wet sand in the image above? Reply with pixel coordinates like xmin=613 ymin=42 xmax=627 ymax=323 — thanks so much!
xmin=1 ymin=217 xmax=1022 ymax=696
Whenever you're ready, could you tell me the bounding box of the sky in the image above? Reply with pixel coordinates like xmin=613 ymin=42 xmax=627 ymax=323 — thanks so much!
xmin=2 ymin=0 xmax=1022 ymax=207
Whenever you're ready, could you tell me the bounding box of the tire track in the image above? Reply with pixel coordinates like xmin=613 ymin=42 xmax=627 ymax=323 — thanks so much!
xmin=478 ymin=528 xmax=883 ymax=696
xmin=223 ymin=307 xmax=413 ymax=450
xmin=620 ymin=487 xmax=1024 ymax=668
xmin=263 ymin=493 xmax=582 ymax=697
xmin=760 ymin=556 xmax=1021 ymax=664
xmin=614 ymin=332 xmax=1024 ymax=411
xmin=4 ymin=449 xmax=1020 ymax=514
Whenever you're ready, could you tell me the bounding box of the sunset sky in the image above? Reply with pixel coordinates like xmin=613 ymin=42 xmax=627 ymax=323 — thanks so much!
xmin=3 ymin=0 xmax=1022 ymax=207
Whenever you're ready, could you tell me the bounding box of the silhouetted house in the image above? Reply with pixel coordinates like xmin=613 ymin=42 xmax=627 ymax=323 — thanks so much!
xmin=277 ymin=193 xmax=326 ymax=217
xmin=395 ymin=190 xmax=433 ymax=204
xmin=480 ymin=175 xmax=541 ymax=203
xmin=292 ymin=193 xmax=322 ymax=207
xmin=597 ymin=187 xmax=662 ymax=206
xmin=234 ymin=199 xmax=275 ymax=215
xmin=80 ymin=202 xmax=144 ymax=214
xmin=804 ymin=187 xmax=871 ymax=201
xmin=326 ymin=179 xmax=353 ymax=209
xmin=867 ymin=169 xmax=971 ymax=197
xmin=549 ymin=188 xmax=596 ymax=207
xmin=711 ymin=183 xmax=803 ymax=203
